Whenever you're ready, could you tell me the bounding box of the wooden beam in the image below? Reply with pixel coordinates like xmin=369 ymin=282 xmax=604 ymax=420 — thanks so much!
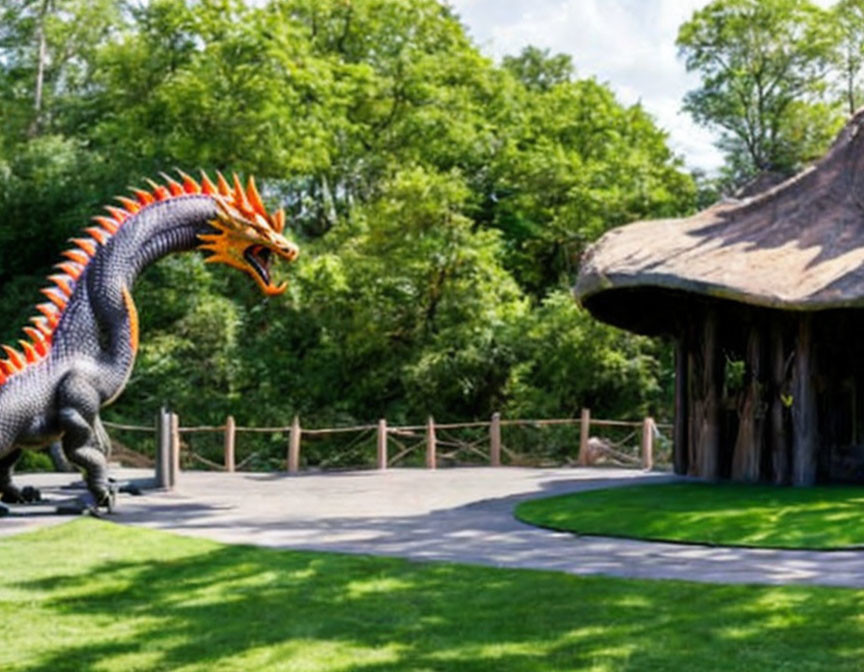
xmin=792 ymin=315 xmax=818 ymax=485
xmin=691 ymin=308 xmax=721 ymax=480
xmin=489 ymin=412 xmax=502 ymax=466
xmin=732 ymin=324 xmax=764 ymax=482
xmin=769 ymin=322 xmax=790 ymax=485
xmin=224 ymin=415 xmax=236 ymax=473
xmin=579 ymin=408 xmax=590 ymax=466
xmin=673 ymin=337 xmax=689 ymax=475
xmin=288 ymin=415 xmax=301 ymax=474
xmin=377 ymin=419 xmax=388 ymax=470
xmin=426 ymin=416 xmax=437 ymax=470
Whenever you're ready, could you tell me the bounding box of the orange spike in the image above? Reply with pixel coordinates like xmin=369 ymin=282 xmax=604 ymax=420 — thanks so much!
xmin=232 ymin=173 xmax=250 ymax=210
xmin=54 ymin=262 xmax=82 ymax=280
xmin=84 ymin=227 xmax=110 ymax=244
xmin=48 ymin=275 xmax=74 ymax=297
xmin=200 ymin=171 xmax=217 ymax=195
xmin=178 ymin=170 xmax=200 ymax=194
xmin=19 ymin=340 xmax=37 ymax=364
xmin=0 ymin=370 xmax=7 ymax=385
xmin=2 ymin=346 xmax=24 ymax=370
xmin=105 ymin=206 xmax=128 ymax=223
xmin=35 ymin=303 xmax=58 ymax=321
xmin=133 ymin=188 xmax=155 ymax=206
xmin=116 ymin=197 xmax=141 ymax=214
xmin=23 ymin=327 xmax=46 ymax=353
xmin=146 ymin=179 xmax=169 ymax=201
xmin=62 ymin=249 xmax=90 ymax=265
xmin=161 ymin=173 xmax=185 ymax=196
xmin=30 ymin=318 xmax=52 ymax=338
xmin=92 ymin=216 xmax=119 ymax=234
xmin=246 ymin=176 xmax=267 ymax=216
xmin=0 ymin=360 xmax=13 ymax=377
xmin=216 ymin=171 xmax=232 ymax=196
xmin=40 ymin=288 xmax=67 ymax=310
xmin=273 ymin=209 xmax=286 ymax=234
xmin=71 ymin=238 xmax=97 ymax=256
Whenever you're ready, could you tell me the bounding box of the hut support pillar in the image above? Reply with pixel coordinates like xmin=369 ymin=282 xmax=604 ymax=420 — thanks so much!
xmin=673 ymin=337 xmax=689 ymax=476
xmin=792 ymin=316 xmax=818 ymax=485
xmin=688 ymin=309 xmax=721 ymax=480
xmin=769 ymin=323 xmax=790 ymax=484
xmin=732 ymin=325 xmax=764 ymax=482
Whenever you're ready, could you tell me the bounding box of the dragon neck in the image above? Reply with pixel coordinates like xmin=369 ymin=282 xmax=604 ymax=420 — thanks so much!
xmin=0 ymin=170 xmax=289 ymax=387
xmin=51 ymin=195 xmax=221 ymax=363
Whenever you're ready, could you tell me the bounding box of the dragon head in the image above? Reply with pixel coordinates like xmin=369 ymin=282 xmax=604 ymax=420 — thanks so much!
xmin=197 ymin=173 xmax=299 ymax=295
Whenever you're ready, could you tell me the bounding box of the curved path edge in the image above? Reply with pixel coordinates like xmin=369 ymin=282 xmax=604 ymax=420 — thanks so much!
xmin=5 ymin=467 xmax=864 ymax=588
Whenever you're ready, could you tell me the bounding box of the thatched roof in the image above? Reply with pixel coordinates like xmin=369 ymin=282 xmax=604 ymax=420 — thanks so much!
xmin=574 ymin=110 xmax=864 ymax=335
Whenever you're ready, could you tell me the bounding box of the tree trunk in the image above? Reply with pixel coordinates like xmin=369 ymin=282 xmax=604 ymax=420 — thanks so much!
xmin=792 ymin=316 xmax=818 ymax=485
xmin=732 ymin=324 xmax=764 ymax=481
xmin=28 ymin=0 xmax=51 ymax=138
xmin=674 ymin=337 xmax=689 ymax=476
xmin=689 ymin=309 xmax=721 ymax=479
xmin=770 ymin=322 xmax=790 ymax=484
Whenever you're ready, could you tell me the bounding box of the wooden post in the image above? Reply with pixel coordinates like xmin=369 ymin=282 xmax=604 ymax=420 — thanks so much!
xmin=578 ymin=408 xmax=590 ymax=466
xmin=288 ymin=415 xmax=301 ymax=474
xmin=155 ymin=407 xmax=171 ymax=490
xmin=490 ymin=412 xmax=502 ymax=466
xmin=377 ymin=418 xmax=388 ymax=470
xmin=641 ymin=417 xmax=654 ymax=471
xmin=770 ymin=322 xmax=790 ymax=485
xmin=170 ymin=412 xmax=180 ymax=489
xmin=732 ymin=325 xmax=764 ymax=482
xmin=689 ymin=309 xmax=721 ymax=480
xmin=792 ymin=315 xmax=818 ymax=485
xmin=224 ymin=415 xmax=236 ymax=473
xmin=426 ymin=416 xmax=437 ymax=470
xmin=673 ymin=337 xmax=689 ymax=475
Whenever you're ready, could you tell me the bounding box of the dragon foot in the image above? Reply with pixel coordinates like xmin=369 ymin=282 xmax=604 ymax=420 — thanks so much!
xmin=1 ymin=485 xmax=42 ymax=504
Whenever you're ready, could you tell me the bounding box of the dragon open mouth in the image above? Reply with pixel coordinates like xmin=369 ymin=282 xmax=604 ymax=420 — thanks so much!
xmin=244 ymin=245 xmax=272 ymax=286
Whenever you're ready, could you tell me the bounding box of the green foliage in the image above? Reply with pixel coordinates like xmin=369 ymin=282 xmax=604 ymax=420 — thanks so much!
xmin=678 ymin=0 xmax=846 ymax=185
xmin=0 ymin=0 xmax=700 ymax=465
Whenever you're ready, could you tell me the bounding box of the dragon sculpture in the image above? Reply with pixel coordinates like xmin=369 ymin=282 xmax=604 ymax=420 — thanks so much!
xmin=0 ymin=171 xmax=299 ymax=512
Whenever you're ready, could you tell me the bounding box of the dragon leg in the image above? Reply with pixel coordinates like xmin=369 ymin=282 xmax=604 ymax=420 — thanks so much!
xmin=0 ymin=449 xmax=41 ymax=503
xmin=58 ymin=375 xmax=110 ymax=506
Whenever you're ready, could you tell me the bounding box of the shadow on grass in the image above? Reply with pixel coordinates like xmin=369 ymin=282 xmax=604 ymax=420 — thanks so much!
xmin=3 ymin=520 xmax=864 ymax=672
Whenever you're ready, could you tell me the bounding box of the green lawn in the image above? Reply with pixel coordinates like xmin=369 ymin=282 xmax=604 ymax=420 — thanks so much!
xmin=1 ymin=520 xmax=863 ymax=671
xmin=516 ymin=482 xmax=864 ymax=550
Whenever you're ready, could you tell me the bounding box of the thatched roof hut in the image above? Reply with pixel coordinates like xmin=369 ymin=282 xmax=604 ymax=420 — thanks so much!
xmin=575 ymin=110 xmax=864 ymax=485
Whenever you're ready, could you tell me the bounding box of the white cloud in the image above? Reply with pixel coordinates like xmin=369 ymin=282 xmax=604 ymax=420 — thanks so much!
xmin=448 ymin=0 xmax=724 ymax=173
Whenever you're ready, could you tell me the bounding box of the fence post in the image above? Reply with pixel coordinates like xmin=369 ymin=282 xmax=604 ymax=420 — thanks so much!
xmin=224 ymin=415 xmax=236 ymax=473
xmin=426 ymin=416 xmax=437 ymax=470
xmin=642 ymin=416 xmax=654 ymax=471
xmin=170 ymin=412 xmax=180 ymax=488
xmin=377 ymin=418 xmax=388 ymax=470
xmin=288 ymin=415 xmax=301 ymax=474
xmin=490 ymin=412 xmax=502 ymax=466
xmin=155 ymin=407 xmax=172 ymax=490
xmin=578 ymin=408 xmax=591 ymax=466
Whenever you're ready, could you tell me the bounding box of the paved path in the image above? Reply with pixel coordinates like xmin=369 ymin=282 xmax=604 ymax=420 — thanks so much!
xmin=5 ymin=467 xmax=864 ymax=588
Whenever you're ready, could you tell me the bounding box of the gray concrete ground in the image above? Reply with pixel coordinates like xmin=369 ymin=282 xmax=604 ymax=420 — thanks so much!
xmin=4 ymin=467 xmax=864 ymax=588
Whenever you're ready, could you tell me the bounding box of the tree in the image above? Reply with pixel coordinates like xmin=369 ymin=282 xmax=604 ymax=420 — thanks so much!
xmin=502 ymin=46 xmax=574 ymax=92
xmin=829 ymin=0 xmax=864 ymax=115
xmin=678 ymin=0 xmax=841 ymax=183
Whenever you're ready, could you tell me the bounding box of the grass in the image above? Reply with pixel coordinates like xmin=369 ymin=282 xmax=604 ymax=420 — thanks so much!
xmin=0 ymin=520 xmax=863 ymax=671
xmin=515 ymin=482 xmax=864 ymax=550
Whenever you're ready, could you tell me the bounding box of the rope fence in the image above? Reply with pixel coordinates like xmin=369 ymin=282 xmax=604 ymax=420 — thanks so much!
xmin=104 ymin=408 xmax=671 ymax=481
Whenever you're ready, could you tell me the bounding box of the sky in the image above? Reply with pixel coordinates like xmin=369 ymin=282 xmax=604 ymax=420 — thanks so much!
xmin=446 ymin=0 xmax=834 ymax=174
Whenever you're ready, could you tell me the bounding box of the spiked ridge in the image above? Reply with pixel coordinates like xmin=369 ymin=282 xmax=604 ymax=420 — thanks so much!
xmin=0 ymin=170 xmax=290 ymax=386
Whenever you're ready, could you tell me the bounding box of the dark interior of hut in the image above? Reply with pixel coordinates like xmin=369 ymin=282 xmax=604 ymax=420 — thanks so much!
xmin=582 ymin=287 xmax=864 ymax=484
